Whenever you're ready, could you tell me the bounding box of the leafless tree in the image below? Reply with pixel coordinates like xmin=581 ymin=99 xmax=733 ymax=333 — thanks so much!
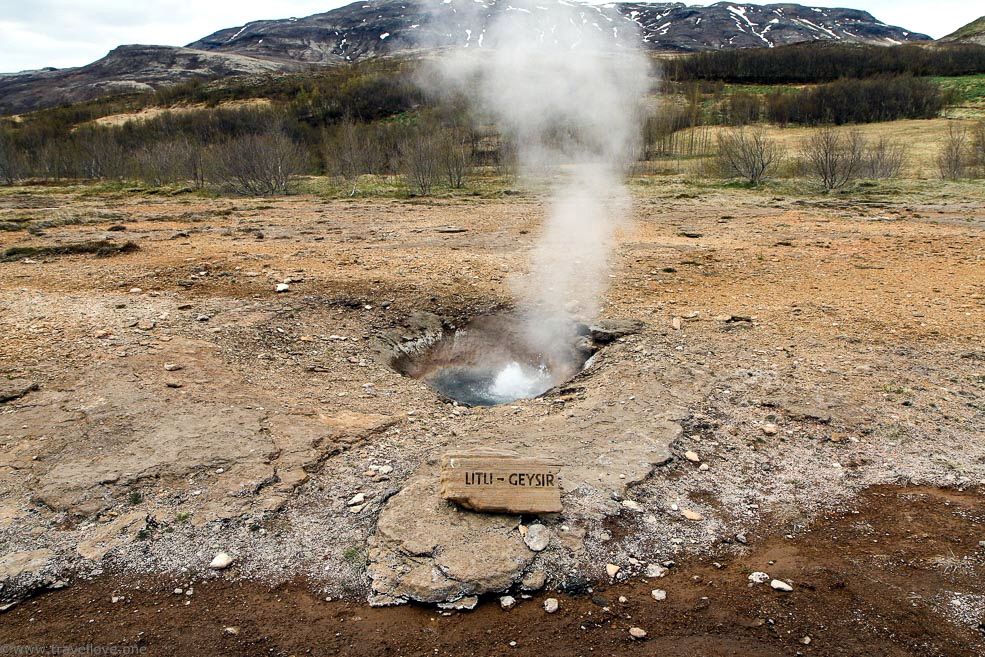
xmin=936 ymin=123 xmax=968 ymax=181
xmin=801 ymin=127 xmax=866 ymax=190
xmin=401 ymin=128 xmax=440 ymax=195
xmin=970 ymin=121 xmax=985 ymax=178
xmin=135 ymin=138 xmax=203 ymax=187
xmin=859 ymin=136 xmax=907 ymax=179
xmin=0 ymin=129 xmax=24 ymax=185
xmin=715 ymin=128 xmax=784 ymax=185
xmin=438 ymin=127 xmax=472 ymax=188
xmin=323 ymin=120 xmax=375 ymax=195
xmin=208 ymin=132 xmax=308 ymax=196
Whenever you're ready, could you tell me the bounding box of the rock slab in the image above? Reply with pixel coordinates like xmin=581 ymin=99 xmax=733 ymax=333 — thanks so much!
xmin=368 ymin=475 xmax=535 ymax=606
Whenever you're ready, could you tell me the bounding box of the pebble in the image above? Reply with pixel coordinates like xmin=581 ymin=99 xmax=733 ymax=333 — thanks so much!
xmin=163 ymin=363 xmax=182 ymax=371
xmin=748 ymin=572 xmax=770 ymax=584
xmin=209 ymin=552 xmax=234 ymax=570
xmin=196 ymin=315 xmax=210 ymax=322
xmin=349 ymin=504 xmax=366 ymax=514
xmin=605 ymin=563 xmax=620 ymax=579
xmin=698 ymin=463 xmax=710 ymax=471
xmin=500 ymin=596 xmax=516 ymax=610
xmin=129 ymin=288 xmax=142 ymax=294
xmin=621 ymin=500 xmax=643 ymax=512
xmin=275 ymin=283 xmax=290 ymax=293
xmin=173 ymin=588 xmax=183 ymax=595
xmin=222 ymin=627 xmax=240 ymax=635
xmin=800 ymin=636 xmax=812 ymax=645
xmin=735 ymin=532 xmax=748 ymax=545
xmin=651 ymin=589 xmax=667 ymax=601
xmin=347 ymin=493 xmax=365 ymax=506
xmin=438 ymin=596 xmax=478 ymax=611
xmin=978 ymin=541 xmax=985 ymax=549
xmin=684 ymin=450 xmax=700 ymax=462
xmin=629 ymin=627 xmax=647 ymax=639
xmin=645 ymin=564 xmax=667 ymax=578
xmin=543 ymin=598 xmax=559 ymax=614
xmin=618 ymin=596 xmax=627 ymax=604
xmin=762 ymin=424 xmax=779 ymax=436
xmin=520 ymin=570 xmax=546 ymax=592
xmin=682 ymin=510 xmax=704 ymax=521
xmin=770 ymin=579 xmax=794 ymax=592
xmin=111 ymin=596 xmax=123 ymax=603
xmin=523 ymin=524 xmax=551 ymax=552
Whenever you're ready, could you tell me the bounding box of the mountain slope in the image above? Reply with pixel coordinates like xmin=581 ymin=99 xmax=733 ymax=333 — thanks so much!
xmin=188 ymin=0 xmax=929 ymax=62
xmin=2 ymin=0 xmax=930 ymax=116
xmin=0 ymin=45 xmax=297 ymax=116
xmin=938 ymin=16 xmax=985 ymax=45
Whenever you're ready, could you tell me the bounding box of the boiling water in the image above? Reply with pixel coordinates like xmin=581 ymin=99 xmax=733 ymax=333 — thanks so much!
xmin=426 ymin=360 xmax=555 ymax=407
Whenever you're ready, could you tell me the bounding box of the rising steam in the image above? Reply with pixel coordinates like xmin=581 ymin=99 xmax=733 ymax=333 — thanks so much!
xmin=415 ymin=0 xmax=650 ymax=403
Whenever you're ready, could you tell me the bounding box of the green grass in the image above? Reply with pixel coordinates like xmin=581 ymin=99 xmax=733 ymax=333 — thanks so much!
xmin=934 ymin=75 xmax=985 ymax=104
xmin=1 ymin=240 xmax=139 ymax=262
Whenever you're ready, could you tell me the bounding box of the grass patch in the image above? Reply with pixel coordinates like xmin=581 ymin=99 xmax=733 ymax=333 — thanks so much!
xmin=1 ymin=240 xmax=139 ymax=262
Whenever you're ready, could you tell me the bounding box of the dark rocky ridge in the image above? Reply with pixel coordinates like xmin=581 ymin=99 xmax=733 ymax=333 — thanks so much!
xmin=1 ymin=0 xmax=929 ymax=115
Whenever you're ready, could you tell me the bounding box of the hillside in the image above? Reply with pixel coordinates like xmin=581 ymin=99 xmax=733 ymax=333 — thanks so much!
xmin=1 ymin=0 xmax=929 ymax=116
xmin=939 ymin=15 xmax=985 ymax=45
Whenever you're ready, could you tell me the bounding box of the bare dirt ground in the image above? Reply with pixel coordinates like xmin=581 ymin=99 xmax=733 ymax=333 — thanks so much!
xmin=0 ymin=177 xmax=983 ymax=655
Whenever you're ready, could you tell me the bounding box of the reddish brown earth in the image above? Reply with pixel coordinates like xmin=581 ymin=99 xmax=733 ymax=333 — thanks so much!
xmin=1 ymin=486 xmax=983 ymax=656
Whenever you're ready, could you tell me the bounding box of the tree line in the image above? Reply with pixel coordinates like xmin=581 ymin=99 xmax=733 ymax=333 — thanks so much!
xmin=664 ymin=42 xmax=985 ymax=84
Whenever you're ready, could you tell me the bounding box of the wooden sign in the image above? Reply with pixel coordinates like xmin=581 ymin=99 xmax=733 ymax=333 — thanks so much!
xmin=440 ymin=450 xmax=562 ymax=514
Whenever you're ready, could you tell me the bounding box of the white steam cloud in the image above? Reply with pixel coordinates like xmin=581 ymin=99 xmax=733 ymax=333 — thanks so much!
xmin=429 ymin=0 xmax=649 ymax=362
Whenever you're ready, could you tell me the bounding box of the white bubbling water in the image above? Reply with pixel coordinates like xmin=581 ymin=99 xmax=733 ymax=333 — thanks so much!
xmin=489 ymin=361 xmax=554 ymax=402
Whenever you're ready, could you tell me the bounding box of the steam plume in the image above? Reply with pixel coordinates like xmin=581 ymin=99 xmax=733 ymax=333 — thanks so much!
xmin=430 ymin=0 xmax=649 ymax=370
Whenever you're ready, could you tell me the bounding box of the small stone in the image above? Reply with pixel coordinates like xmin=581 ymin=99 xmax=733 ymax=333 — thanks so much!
xmin=651 ymin=589 xmax=667 ymax=601
xmin=94 ymin=329 xmax=113 ymax=338
xmin=276 ymin=283 xmax=290 ymax=293
xmin=173 ymin=588 xmax=183 ymax=595
xmin=682 ymin=510 xmax=704 ymax=521
xmin=800 ymin=636 xmax=812 ymax=645
xmin=521 ymin=570 xmax=547 ymax=592
xmin=223 ymin=626 xmax=240 ymax=635
xmin=978 ymin=540 xmax=985 ymax=549
xmin=165 ymin=381 xmax=182 ymax=388
xmin=196 ymin=315 xmax=210 ymax=322
xmin=377 ymin=465 xmax=394 ymax=475
xmin=684 ymin=450 xmax=700 ymax=462
xmin=671 ymin=316 xmax=682 ymax=330
xmin=164 ymin=363 xmax=182 ymax=371
xmin=500 ymin=595 xmax=516 ymax=610
xmin=629 ymin=627 xmax=647 ymax=639
xmin=698 ymin=463 xmax=710 ymax=471
xmin=523 ymin=524 xmax=551 ymax=552
xmin=347 ymin=493 xmax=366 ymax=506
xmin=129 ymin=288 xmax=142 ymax=294
xmin=762 ymin=424 xmax=779 ymax=436
xmin=645 ymin=564 xmax=667 ymax=578
xmin=136 ymin=321 xmax=155 ymax=331
xmin=735 ymin=532 xmax=748 ymax=545
xmin=605 ymin=563 xmax=620 ymax=579
xmin=209 ymin=552 xmax=233 ymax=570
xmin=543 ymin=598 xmax=559 ymax=614
xmin=618 ymin=596 xmax=627 ymax=603
xmin=438 ymin=595 xmax=478 ymax=611
xmin=770 ymin=579 xmax=793 ymax=592
xmin=111 ymin=596 xmax=123 ymax=603
xmin=349 ymin=504 xmax=366 ymax=514
xmin=748 ymin=572 xmax=770 ymax=584
xmin=621 ymin=499 xmax=643 ymax=512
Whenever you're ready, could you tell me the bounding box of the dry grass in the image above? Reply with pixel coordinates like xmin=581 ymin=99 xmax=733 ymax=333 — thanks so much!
xmin=91 ymin=98 xmax=273 ymax=127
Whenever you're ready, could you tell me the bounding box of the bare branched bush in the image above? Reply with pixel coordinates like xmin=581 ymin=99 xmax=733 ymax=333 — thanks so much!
xmin=970 ymin=121 xmax=985 ymax=178
xmin=208 ymin=132 xmax=308 ymax=196
xmin=401 ymin=129 xmax=440 ymax=195
xmin=801 ymin=127 xmax=865 ymax=190
xmin=715 ymin=128 xmax=784 ymax=185
xmin=135 ymin=138 xmax=204 ymax=187
xmin=0 ymin=129 xmax=24 ymax=185
xmin=936 ymin=123 xmax=968 ymax=181
xmin=438 ymin=127 xmax=472 ymax=188
xmin=323 ymin=121 xmax=378 ymax=195
xmin=859 ymin=136 xmax=907 ymax=179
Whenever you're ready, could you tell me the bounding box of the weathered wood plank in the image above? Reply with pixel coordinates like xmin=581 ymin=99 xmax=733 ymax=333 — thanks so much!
xmin=440 ymin=450 xmax=562 ymax=514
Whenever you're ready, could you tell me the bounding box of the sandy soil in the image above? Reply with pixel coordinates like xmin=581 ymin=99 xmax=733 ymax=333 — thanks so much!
xmin=0 ymin=177 xmax=983 ymax=655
